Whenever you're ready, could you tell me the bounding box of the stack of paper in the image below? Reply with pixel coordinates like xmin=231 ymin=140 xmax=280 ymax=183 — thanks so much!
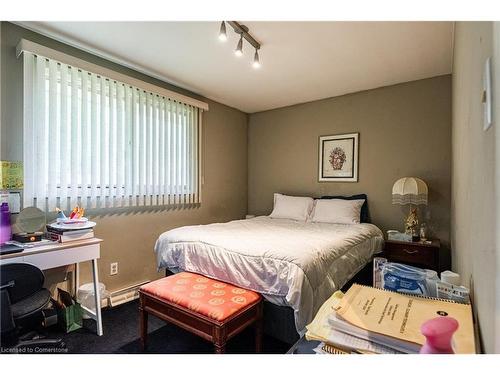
xmin=306 ymin=290 xmax=402 ymax=354
xmin=306 ymin=284 xmax=476 ymax=354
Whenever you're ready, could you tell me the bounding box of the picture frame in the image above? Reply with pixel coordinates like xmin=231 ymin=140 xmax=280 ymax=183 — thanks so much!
xmin=318 ymin=132 xmax=359 ymax=182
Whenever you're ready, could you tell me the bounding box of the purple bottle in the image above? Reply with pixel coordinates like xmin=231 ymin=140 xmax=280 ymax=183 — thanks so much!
xmin=0 ymin=202 xmax=12 ymax=244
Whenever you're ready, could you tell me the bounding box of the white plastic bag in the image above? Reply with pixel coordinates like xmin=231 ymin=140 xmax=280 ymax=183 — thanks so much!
xmin=381 ymin=262 xmax=439 ymax=297
xmin=77 ymin=282 xmax=109 ymax=318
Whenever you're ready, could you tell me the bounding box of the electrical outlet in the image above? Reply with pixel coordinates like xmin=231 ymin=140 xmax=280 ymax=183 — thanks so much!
xmin=110 ymin=262 xmax=118 ymax=276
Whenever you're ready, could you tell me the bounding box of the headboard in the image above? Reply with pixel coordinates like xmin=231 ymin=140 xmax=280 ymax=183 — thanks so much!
xmin=319 ymin=194 xmax=370 ymax=223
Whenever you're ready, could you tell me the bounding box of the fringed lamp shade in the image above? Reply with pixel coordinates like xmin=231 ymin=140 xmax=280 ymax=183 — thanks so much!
xmin=392 ymin=177 xmax=428 ymax=205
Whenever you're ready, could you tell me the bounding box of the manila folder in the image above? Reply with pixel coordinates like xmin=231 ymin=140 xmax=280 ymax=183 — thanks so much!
xmin=335 ymin=284 xmax=475 ymax=354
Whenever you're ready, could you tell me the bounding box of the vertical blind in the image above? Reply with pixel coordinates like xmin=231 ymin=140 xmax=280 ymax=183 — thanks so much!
xmin=22 ymin=51 xmax=201 ymax=211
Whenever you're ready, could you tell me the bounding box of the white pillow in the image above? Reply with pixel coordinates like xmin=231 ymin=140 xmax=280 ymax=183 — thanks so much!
xmin=310 ymin=199 xmax=365 ymax=224
xmin=269 ymin=193 xmax=314 ymax=221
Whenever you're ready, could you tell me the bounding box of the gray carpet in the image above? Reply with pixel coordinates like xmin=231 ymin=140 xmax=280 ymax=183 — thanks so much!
xmin=41 ymin=300 xmax=290 ymax=354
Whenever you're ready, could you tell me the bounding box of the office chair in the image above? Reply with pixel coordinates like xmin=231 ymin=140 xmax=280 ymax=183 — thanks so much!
xmin=0 ymin=263 xmax=65 ymax=350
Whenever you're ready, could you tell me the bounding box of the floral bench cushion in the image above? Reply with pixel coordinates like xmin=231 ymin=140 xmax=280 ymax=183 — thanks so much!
xmin=140 ymin=272 xmax=261 ymax=321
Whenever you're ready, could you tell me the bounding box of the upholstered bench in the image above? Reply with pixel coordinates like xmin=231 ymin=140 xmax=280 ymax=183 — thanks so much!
xmin=139 ymin=272 xmax=263 ymax=353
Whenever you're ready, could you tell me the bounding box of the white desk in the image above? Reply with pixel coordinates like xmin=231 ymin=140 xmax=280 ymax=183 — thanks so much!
xmin=0 ymin=238 xmax=104 ymax=336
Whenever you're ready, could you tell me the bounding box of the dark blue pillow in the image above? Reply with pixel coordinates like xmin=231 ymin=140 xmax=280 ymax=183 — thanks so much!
xmin=319 ymin=194 xmax=370 ymax=223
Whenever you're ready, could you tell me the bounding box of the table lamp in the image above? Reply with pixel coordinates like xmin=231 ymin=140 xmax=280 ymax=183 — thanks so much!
xmin=392 ymin=177 xmax=428 ymax=238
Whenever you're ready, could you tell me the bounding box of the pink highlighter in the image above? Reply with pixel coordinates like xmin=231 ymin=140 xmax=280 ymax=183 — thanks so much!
xmin=420 ymin=316 xmax=459 ymax=354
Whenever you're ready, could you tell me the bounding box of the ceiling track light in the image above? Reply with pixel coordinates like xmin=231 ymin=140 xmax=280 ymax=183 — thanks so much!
xmin=253 ymin=49 xmax=260 ymax=69
xmin=218 ymin=21 xmax=262 ymax=68
xmin=235 ymin=34 xmax=243 ymax=57
xmin=218 ymin=21 xmax=227 ymax=41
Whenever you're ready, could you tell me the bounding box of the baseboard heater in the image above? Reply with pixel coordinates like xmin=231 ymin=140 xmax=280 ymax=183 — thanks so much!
xmin=108 ymin=280 xmax=150 ymax=308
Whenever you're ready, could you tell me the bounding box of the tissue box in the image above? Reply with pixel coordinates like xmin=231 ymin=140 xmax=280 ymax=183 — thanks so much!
xmin=387 ymin=230 xmax=412 ymax=242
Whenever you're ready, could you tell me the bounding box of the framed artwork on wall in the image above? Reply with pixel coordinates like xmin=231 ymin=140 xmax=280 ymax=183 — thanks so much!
xmin=318 ymin=133 xmax=359 ymax=182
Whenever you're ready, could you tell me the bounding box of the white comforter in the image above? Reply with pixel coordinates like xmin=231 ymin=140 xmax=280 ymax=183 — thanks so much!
xmin=154 ymin=216 xmax=384 ymax=333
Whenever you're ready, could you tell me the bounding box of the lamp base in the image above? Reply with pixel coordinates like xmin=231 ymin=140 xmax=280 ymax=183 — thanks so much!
xmin=404 ymin=206 xmax=420 ymax=241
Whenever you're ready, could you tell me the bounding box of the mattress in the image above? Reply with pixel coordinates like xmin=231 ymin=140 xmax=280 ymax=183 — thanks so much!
xmin=154 ymin=216 xmax=384 ymax=333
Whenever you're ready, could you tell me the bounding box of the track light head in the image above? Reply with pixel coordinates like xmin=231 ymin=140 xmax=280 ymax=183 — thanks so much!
xmin=253 ymin=49 xmax=261 ymax=69
xmin=218 ymin=21 xmax=227 ymax=41
xmin=235 ymin=35 xmax=243 ymax=57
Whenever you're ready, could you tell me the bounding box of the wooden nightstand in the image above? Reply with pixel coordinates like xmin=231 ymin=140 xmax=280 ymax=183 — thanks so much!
xmin=382 ymin=239 xmax=441 ymax=272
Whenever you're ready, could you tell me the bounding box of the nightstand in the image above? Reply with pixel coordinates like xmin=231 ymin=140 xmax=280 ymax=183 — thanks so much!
xmin=382 ymin=239 xmax=441 ymax=272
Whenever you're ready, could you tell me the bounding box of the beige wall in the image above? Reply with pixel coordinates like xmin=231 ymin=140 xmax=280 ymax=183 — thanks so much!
xmin=495 ymin=23 xmax=500 ymax=354
xmin=492 ymin=22 xmax=500 ymax=353
xmin=0 ymin=22 xmax=248 ymax=292
xmin=248 ymin=76 xmax=452 ymax=249
xmin=451 ymin=21 xmax=497 ymax=353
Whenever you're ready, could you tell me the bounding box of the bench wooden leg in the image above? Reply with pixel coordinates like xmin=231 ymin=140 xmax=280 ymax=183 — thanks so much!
xmin=213 ymin=325 xmax=227 ymax=354
xmin=139 ymin=296 xmax=148 ymax=351
xmin=214 ymin=344 xmax=226 ymax=354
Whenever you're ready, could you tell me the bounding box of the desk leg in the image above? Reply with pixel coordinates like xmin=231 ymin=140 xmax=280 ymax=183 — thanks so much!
xmin=91 ymin=258 xmax=103 ymax=336
xmin=74 ymin=263 xmax=80 ymax=297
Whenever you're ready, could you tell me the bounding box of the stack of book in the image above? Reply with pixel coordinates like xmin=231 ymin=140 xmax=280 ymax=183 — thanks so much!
xmin=306 ymin=284 xmax=475 ymax=354
xmin=45 ymin=225 xmax=94 ymax=243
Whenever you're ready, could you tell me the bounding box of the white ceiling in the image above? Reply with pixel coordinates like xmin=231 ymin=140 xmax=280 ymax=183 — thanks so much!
xmin=19 ymin=21 xmax=454 ymax=113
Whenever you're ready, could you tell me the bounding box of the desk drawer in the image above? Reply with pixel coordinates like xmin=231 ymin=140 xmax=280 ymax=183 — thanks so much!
xmin=384 ymin=242 xmax=437 ymax=269
xmin=24 ymin=244 xmax=100 ymax=270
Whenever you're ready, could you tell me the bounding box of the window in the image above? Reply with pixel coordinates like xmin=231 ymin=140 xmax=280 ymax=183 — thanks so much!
xmin=20 ymin=42 xmax=205 ymax=211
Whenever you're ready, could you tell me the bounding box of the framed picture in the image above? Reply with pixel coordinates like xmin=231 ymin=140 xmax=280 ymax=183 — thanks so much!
xmin=318 ymin=133 xmax=359 ymax=182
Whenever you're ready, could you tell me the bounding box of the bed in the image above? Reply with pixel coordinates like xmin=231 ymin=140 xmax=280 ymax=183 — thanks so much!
xmin=154 ymin=213 xmax=384 ymax=342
